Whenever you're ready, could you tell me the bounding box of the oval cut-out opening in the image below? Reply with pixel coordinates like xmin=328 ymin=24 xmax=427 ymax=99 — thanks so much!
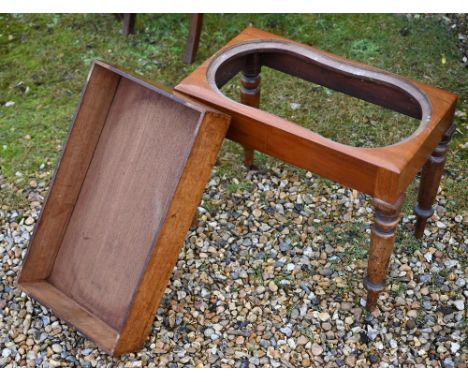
xmin=208 ymin=41 xmax=431 ymax=148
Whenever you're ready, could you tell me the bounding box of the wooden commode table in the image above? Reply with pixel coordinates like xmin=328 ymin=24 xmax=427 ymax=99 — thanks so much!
xmin=175 ymin=27 xmax=458 ymax=312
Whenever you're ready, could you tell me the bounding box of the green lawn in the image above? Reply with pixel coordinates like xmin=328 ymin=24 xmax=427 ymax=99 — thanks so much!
xmin=0 ymin=14 xmax=467 ymax=209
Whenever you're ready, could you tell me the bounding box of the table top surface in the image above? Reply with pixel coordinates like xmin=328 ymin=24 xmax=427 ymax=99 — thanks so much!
xmin=175 ymin=27 xmax=458 ymax=202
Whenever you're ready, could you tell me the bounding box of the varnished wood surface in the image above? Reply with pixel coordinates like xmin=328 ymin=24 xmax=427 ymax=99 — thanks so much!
xmin=239 ymin=53 xmax=261 ymax=167
xmin=183 ymin=14 xmax=204 ymax=64
xmin=20 ymin=281 xmax=119 ymax=354
xmin=19 ymin=61 xmax=230 ymax=356
xmin=18 ymin=63 xmax=121 ymax=283
xmin=364 ymin=195 xmax=405 ymax=310
xmin=122 ymin=14 xmax=136 ymax=36
xmin=415 ymin=124 xmax=456 ymax=238
xmin=48 ymin=77 xmax=201 ymax=331
xmin=175 ymin=26 xmax=458 ymax=204
xmin=114 ymin=111 xmax=229 ymax=355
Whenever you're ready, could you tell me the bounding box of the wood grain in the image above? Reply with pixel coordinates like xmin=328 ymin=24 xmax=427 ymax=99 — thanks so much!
xmin=183 ymin=14 xmax=204 ymax=64
xmin=18 ymin=63 xmax=120 ymax=283
xmin=20 ymin=281 xmax=119 ymax=354
xmin=240 ymin=53 xmax=261 ymax=168
xmin=18 ymin=61 xmax=231 ymax=356
xmin=415 ymin=123 xmax=456 ymax=238
xmin=48 ymin=77 xmax=201 ymax=331
xmin=122 ymin=14 xmax=136 ymax=36
xmin=364 ymin=195 xmax=405 ymax=310
xmin=174 ymin=26 xmax=458 ymax=203
xmin=114 ymin=110 xmax=229 ymax=355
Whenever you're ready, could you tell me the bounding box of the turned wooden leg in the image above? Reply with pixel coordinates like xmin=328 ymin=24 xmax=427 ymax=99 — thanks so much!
xmin=364 ymin=195 xmax=405 ymax=311
xmin=183 ymin=14 xmax=204 ymax=64
xmin=123 ymin=13 xmax=136 ymax=36
xmin=414 ymin=124 xmax=456 ymax=239
xmin=240 ymin=54 xmax=261 ymax=168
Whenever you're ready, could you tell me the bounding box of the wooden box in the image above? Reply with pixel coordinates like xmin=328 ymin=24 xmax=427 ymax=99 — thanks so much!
xmin=18 ymin=61 xmax=230 ymax=356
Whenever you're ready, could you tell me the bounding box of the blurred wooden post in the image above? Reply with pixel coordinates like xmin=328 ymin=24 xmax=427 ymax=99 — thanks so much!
xmin=183 ymin=14 xmax=204 ymax=64
xmin=122 ymin=14 xmax=136 ymax=36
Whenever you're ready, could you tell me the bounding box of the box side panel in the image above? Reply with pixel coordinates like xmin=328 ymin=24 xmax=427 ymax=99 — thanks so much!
xmin=48 ymin=78 xmax=202 ymax=331
xmin=113 ymin=111 xmax=230 ymax=355
xmin=20 ymin=281 xmax=119 ymax=353
xmin=18 ymin=65 xmax=121 ymax=283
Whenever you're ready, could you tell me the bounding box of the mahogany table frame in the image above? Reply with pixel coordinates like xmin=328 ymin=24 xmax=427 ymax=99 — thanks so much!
xmin=175 ymin=27 xmax=458 ymax=310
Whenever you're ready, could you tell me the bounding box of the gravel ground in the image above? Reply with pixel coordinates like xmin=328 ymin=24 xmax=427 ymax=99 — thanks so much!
xmin=442 ymin=14 xmax=468 ymax=67
xmin=0 ymin=156 xmax=466 ymax=368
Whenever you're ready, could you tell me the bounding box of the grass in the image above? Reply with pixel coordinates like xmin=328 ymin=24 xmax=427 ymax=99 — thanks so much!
xmin=222 ymin=68 xmax=422 ymax=147
xmin=0 ymin=13 xmax=467 ymax=211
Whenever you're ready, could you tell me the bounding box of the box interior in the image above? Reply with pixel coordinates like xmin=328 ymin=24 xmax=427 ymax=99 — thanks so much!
xmin=19 ymin=65 xmax=203 ymax=350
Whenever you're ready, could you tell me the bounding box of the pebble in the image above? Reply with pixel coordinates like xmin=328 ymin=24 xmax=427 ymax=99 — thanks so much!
xmin=452 ymin=300 xmax=464 ymax=311
xmin=289 ymin=102 xmax=301 ymax=110
xmin=395 ymin=296 xmax=406 ymax=306
xmin=268 ymin=281 xmax=278 ymax=292
xmin=25 ymin=216 xmax=35 ymax=225
xmin=444 ymin=260 xmax=458 ymax=269
xmin=297 ymin=335 xmax=308 ymax=346
xmin=318 ymin=312 xmax=330 ymax=322
xmin=420 ymin=273 xmax=432 ymax=283
xmin=322 ymin=322 xmax=332 ymax=331
xmin=340 ymin=302 xmax=352 ymax=311
xmin=435 ymin=221 xmax=446 ymax=229
xmin=320 ymin=267 xmax=333 ymax=277
xmin=422 ymin=301 xmax=432 ymax=310
xmin=204 ymin=328 xmax=214 ymax=338
xmin=407 ymin=310 xmax=418 ymax=318
xmin=406 ymin=319 xmax=416 ymax=330
xmin=280 ymin=327 xmax=292 ymax=337
xmin=344 ymin=317 xmax=354 ymax=325
xmin=311 ymin=344 xmax=323 ymax=356
xmin=450 ymin=342 xmax=460 ymax=354
xmin=345 ymin=355 xmax=356 ymax=367
xmin=279 ymin=241 xmax=290 ymax=252
xmin=367 ymin=326 xmax=379 ymax=341
xmin=442 ymin=358 xmax=454 ymax=368
xmin=14 ymin=334 xmax=26 ymax=343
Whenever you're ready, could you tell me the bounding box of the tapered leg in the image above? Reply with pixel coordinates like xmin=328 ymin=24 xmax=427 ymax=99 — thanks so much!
xmin=123 ymin=13 xmax=136 ymax=36
xmin=183 ymin=14 xmax=204 ymax=64
xmin=414 ymin=124 xmax=456 ymax=239
xmin=364 ymin=195 xmax=405 ymax=311
xmin=240 ymin=53 xmax=261 ymax=168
